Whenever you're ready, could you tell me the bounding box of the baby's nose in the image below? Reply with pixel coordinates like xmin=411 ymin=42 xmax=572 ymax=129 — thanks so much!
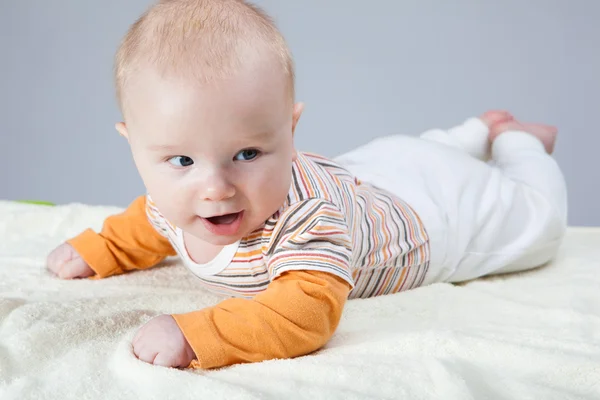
xmin=198 ymin=174 xmax=236 ymax=201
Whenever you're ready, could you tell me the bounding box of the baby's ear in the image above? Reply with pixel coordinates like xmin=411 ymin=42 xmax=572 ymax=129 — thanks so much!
xmin=292 ymin=102 xmax=304 ymax=135
xmin=115 ymin=122 xmax=129 ymax=140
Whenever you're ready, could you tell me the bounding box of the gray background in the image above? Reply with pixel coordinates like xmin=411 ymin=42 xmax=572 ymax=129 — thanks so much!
xmin=1 ymin=0 xmax=598 ymax=226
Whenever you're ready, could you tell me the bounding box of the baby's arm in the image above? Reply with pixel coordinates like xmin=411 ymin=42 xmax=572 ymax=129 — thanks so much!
xmin=48 ymin=195 xmax=176 ymax=279
xmin=131 ymin=199 xmax=353 ymax=369
xmin=169 ymin=198 xmax=354 ymax=369
xmin=173 ymin=269 xmax=351 ymax=369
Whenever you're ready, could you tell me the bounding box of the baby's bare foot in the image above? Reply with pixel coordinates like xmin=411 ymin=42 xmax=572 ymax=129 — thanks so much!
xmin=489 ymin=121 xmax=558 ymax=154
xmin=480 ymin=110 xmax=514 ymax=129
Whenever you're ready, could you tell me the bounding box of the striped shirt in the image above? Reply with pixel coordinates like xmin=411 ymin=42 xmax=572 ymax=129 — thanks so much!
xmin=146 ymin=152 xmax=430 ymax=299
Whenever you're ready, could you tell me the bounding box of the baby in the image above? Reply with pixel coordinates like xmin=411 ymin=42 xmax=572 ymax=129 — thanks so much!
xmin=46 ymin=0 xmax=567 ymax=370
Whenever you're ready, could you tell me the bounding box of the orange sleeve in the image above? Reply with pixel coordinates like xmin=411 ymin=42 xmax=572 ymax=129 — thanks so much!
xmin=67 ymin=195 xmax=177 ymax=279
xmin=172 ymin=270 xmax=352 ymax=370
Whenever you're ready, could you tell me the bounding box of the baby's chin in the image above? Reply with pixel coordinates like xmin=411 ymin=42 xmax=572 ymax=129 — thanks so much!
xmin=185 ymin=226 xmax=240 ymax=246
xmin=199 ymin=234 xmax=242 ymax=246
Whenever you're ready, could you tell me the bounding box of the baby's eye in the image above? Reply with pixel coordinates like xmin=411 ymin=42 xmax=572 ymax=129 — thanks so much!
xmin=234 ymin=149 xmax=260 ymax=161
xmin=168 ymin=156 xmax=194 ymax=167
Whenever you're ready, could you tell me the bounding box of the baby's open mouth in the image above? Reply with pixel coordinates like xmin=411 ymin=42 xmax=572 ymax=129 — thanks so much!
xmin=201 ymin=211 xmax=244 ymax=236
xmin=206 ymin=213 xmax=239 ymax=225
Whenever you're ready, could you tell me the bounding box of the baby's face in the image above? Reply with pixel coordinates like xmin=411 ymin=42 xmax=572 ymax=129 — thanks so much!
xmin=120 ymin=67 xmax=301 ymax=245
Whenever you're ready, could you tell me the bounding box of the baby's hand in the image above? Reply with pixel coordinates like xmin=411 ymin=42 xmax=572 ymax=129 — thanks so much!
xmin=46 ymin=242 xmax=95 ymax=279
xmin=132 ymin=315 xmax=196 ymax=368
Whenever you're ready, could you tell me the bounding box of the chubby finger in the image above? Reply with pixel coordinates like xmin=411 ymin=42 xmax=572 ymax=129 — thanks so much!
xmin=134 ymin=344 xmax=157 ymax=365
xmin=57 ymin=258 xmax=88 ymax=279
xmin=46 ymin=252 xmax=63 ymax=275
xmin=46 ymin=258 xmax=61 ymax=276
xmin=152 ymin=352 xmax=176 ymax=368
xmin=57 ymin=259 xmax=80 ymax=279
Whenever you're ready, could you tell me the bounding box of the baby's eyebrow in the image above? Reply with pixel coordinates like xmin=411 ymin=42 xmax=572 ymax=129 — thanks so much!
xmin=147 ymin=144 xmax=180 ymax=151
xmin=246 ymin=130 xmax=274 ymax=141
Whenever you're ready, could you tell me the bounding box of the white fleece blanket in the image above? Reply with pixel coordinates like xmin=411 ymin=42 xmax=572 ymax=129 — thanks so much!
xmin=1 ymin=200 xmax=599 ymax=400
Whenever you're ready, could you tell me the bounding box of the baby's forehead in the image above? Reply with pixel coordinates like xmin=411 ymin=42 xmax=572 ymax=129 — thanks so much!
xmin=135 ymin=119 xmax=282 ymax=153
xmin=123 ymin=60 xmax=291 ymax=117
xmin=125 ymin=71 xmax=291 ymax=143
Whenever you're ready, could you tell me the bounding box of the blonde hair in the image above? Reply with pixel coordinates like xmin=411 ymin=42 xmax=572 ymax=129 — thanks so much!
xmin=114 ymin=0 xmax=294 ymax=115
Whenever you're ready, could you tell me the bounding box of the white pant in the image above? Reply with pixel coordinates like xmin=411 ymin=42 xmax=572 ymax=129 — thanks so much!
xmin=334 ymin=118 xmax=568 ymax=285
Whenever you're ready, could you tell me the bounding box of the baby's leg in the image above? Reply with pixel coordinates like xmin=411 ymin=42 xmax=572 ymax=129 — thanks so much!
xmin=448 ymin=122 xmax=567 ymax=281
xmin=334 ymin=119 xmax=566 ymax=285
xmin=420 ymin=111 xmax=513 ymax=161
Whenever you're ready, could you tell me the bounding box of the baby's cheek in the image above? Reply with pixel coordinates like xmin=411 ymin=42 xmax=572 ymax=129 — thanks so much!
xmin=135 ymin=162 xmax=164 ymax=192
xmin=258 ymin=165 xmax=285 ymax=192
xmin=259 ymin=166 xmax=290 ymax=206
xmin=147 ymin=182 xmax=187 ymax=220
